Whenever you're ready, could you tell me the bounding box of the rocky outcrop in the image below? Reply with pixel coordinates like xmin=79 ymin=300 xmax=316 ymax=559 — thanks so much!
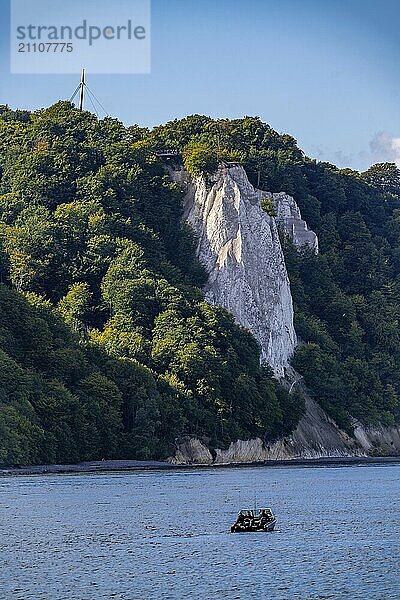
xmin=353 ymin=421 xmax=400 ymax=455
xmin=168 ymin=396 xmax=362 ymax=465
xmin=179 ymin=164 xmax=297 ymax=376
xmin=171 ymin=438 xmax=214 ymax=465
xmin=269 ymin=191 xmax=319 ymax=252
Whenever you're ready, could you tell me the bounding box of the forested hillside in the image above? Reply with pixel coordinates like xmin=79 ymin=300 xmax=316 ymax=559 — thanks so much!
xmin=0 ymin=104 xmax=299 ymax=466
xmin=0 ymin=103 xmax=399 ymax=465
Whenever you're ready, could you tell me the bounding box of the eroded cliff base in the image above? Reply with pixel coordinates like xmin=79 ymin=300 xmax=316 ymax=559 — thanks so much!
xmin=168 ymin=396 xmax=400 ymax=465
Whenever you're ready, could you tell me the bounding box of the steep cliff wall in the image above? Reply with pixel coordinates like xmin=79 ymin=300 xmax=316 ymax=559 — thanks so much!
xmin=179 ymin=164 xmax=296 ymax=376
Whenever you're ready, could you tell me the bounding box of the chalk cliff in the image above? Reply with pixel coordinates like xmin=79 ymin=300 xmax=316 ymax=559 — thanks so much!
xmin=352 ymin=421 xmax=400 ymax=455
xmin=179 ymin=164 xmax=297 ymax=376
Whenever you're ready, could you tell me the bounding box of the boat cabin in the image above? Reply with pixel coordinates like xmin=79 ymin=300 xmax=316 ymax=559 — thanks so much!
xmin=231 ymin=507 xmax=276 ymax=533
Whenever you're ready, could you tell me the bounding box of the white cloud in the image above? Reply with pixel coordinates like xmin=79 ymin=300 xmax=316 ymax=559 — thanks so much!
xmin=307 ymin=132 xmax=400 ymax=172
xmin=369 ymin=132 xmax=400 ymax=168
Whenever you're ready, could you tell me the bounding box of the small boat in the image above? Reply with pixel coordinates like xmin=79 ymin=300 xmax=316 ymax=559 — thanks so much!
xmin=230 ymin=508 xmax=276 ymax=533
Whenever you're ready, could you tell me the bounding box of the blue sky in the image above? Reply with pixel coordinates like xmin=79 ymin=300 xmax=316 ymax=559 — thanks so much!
xmin=1 ymin=0 xmax=399 ymax=171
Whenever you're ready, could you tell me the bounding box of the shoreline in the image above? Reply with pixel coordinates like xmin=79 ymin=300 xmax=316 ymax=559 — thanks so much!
xmin=1 ymin=455 xmax=399 ymax=477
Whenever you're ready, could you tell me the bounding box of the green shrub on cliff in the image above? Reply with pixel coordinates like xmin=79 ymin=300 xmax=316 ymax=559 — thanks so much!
xmin=183 ymin=139 xmax=218 ymax=175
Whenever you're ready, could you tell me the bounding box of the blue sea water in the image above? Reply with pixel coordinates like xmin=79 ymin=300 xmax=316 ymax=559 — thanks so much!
xmin=0 ymin=463 xmax=399 ymax=599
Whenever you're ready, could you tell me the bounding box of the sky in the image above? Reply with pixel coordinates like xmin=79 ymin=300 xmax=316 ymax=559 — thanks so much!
xmin=0 ymin=0 xmax=399 ymax=171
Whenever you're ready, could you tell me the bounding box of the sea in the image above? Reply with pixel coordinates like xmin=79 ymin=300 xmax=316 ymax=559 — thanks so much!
xmin=1 ymin=462 xmax=399 ymax=599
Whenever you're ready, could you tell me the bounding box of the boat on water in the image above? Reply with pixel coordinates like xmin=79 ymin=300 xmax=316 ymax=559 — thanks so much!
xmin=230 ymin=508 xmax=276 ymax=533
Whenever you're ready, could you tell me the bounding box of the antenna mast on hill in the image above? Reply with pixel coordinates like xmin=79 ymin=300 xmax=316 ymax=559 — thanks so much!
xmin=69 ymin=70 xmax=109 ymax=117
xmin=79 ymin=68 xmax=85 ymax=111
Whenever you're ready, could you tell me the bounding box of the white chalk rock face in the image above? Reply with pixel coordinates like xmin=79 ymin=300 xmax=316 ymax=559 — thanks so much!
xmin=181 ymin=165 xmax=297 ymax=376
xmin=269 ymin=191 xmax=319 ymax=252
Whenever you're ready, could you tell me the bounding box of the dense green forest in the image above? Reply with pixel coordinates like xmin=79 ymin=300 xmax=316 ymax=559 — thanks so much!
xmin=0 ymin=104 xmax=301 ymax=466
xmin=0 ymin=103 xmax=399 ymax=465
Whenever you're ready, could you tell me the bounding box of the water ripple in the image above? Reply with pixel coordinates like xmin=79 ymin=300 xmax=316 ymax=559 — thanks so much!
xmin=0 ymin=463 xmax=399 ymax=599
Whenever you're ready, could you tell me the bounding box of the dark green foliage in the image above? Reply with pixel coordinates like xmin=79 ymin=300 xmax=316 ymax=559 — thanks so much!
xmin=285 ymin=228 xmax=400 ymax=428
xmin=183 ymin=139 xmax=218 ymax=176
xmin=362 ymin=163 xmax=400 ymax=200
